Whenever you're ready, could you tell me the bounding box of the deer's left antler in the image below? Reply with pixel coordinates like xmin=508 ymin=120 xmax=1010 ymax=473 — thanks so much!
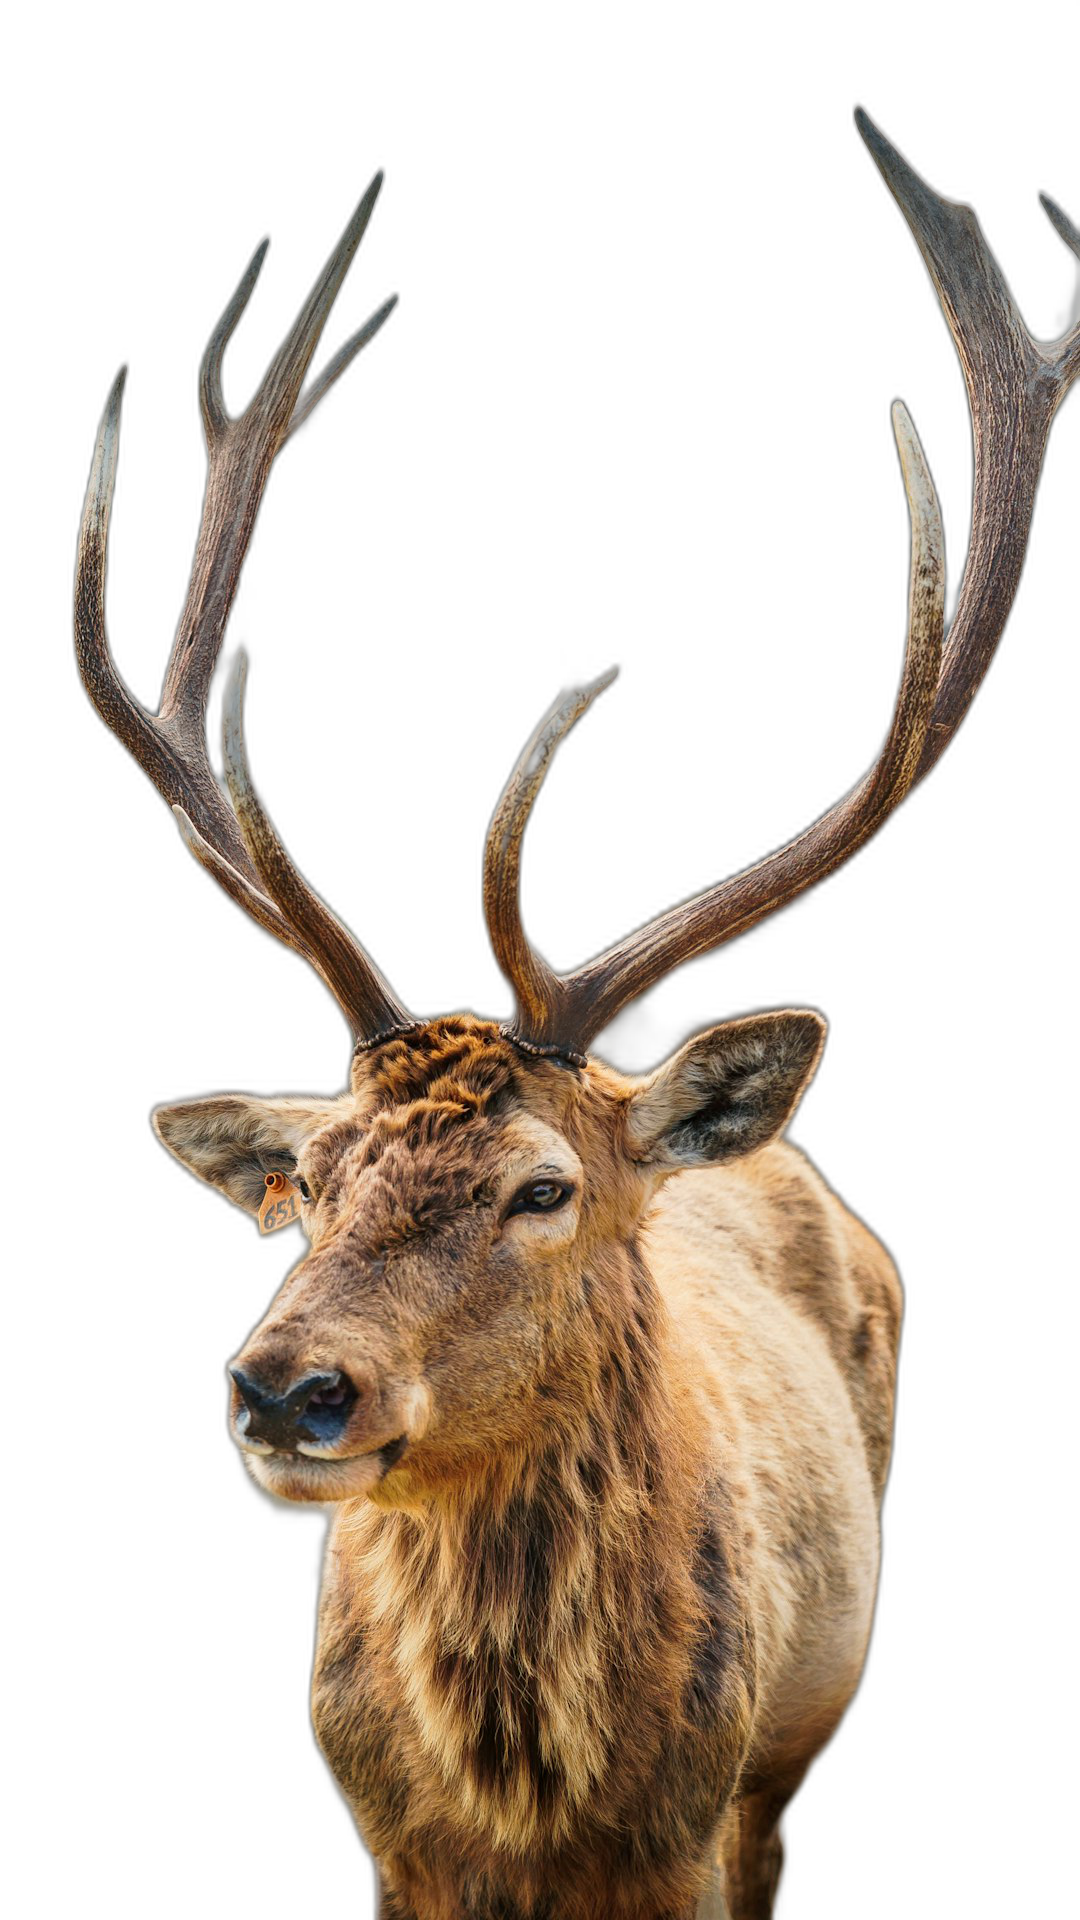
xmin=484 ymin=113 xmax=1080 ymax=1059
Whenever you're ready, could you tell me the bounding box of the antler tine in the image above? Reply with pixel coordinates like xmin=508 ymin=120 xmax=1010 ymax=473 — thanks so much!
xmin=221 ymin=654 xmax=413 ymax=1041
xmin=1039 ymin=191 xmax=1080 ymax=263
xmin=483 ymin=670 xmax=619 ymax=1058
xmin=199 ymin=238 xmax=270 ymax=443
xmin=485 ymin=116 xmax=1077 ymax=1059
xmin=855 ymin=112 xmax=1080 ymax=779
xmin=159 ymin=173 xmax=392 ymax=729
xmin=74 ymin=181 xmax=411 ymax=1038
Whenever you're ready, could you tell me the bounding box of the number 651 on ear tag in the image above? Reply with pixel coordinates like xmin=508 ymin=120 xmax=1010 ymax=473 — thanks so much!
xmin=259 ymin=1170 xmax=303 ymax=1235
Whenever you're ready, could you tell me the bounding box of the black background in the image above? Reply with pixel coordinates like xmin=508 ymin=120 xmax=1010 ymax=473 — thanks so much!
xmin=50 ymin=60 xmax=1068 ymax=1920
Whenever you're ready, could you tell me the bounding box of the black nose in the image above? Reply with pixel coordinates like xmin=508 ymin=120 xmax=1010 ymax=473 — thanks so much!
xmin=230 ymin=1366 xmax=358 ymax=1451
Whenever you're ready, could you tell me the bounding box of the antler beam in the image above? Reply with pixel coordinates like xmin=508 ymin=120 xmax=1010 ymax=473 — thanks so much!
xmin=485 ymin=114 xmax=1079 ymax=1057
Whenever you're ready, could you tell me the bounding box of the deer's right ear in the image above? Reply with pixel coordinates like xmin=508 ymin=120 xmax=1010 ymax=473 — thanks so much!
xmin=152 ymin=1095 xmax=336 ymax=1214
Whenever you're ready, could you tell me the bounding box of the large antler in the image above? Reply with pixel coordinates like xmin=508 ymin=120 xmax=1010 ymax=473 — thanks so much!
xmin=75 ymin=179 xmax=413 ymax=1044
xmin=484 ymin=113 xmax=1080 ymax=1061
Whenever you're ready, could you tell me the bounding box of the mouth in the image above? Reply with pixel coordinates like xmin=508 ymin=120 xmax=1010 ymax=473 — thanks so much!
xmin=240 ymin=1433 xmax=408 ymax=1503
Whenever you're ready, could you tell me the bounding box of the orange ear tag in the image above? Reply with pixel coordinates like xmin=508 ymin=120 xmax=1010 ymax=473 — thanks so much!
xmin=258 ymin=1170 xmax=303 ymax=1236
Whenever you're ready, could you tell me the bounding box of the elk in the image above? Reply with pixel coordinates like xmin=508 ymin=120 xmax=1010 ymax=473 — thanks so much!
xmin=74 ymin=114 xmax=1078 ymax=1920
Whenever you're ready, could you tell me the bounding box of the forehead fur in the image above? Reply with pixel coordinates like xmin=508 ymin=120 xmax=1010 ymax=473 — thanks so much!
xmin=301 ymin=1017 xmax=612 ymax=1221
xmin=352 ymin=1016 xmax=524 ymax=1113
xmin=290 ymin=1019 xmax=581 ymax=1249
xmin=292 ymin=1016 xmax=630 ymax=1223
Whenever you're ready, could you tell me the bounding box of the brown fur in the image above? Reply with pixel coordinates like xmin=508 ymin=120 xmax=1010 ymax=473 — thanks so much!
xmin=156 ymin=1015 xmax=901 ymax=1918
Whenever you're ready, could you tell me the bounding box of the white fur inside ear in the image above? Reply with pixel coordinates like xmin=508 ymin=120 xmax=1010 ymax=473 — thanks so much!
xmin=152 ymin=1094 xmax=338 ymax=1214
xmin=626 ymin=1012 xmax=825 ymax=1169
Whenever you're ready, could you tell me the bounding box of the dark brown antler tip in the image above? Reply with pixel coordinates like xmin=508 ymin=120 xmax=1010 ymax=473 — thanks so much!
xmin=1037 ymin=187 xmax=1076 ymax=264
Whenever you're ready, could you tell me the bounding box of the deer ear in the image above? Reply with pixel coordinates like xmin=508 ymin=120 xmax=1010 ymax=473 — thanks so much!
xmin=152 ymin=1094 xmax=337 ymax=1215
xmin=625 ymin=1012 xmax=826 ymax=1170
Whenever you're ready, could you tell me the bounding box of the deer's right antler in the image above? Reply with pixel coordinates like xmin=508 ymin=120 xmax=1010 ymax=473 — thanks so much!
xmin=75 ymin=178 xmax=414 ymax=1045
xmin=483 ymin=113 xmax=1080 ymax=1060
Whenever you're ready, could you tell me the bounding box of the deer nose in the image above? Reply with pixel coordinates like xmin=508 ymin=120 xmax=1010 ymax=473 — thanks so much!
xmin=229 ymin=1366 xmax=358 ymax=1452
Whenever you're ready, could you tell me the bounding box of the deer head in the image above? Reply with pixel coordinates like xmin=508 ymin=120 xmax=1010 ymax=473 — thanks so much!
xmin=76 ymin=116 xmax=1078 ymax=1504
xmin=153 ymin=1010 xmax=823 ymax=1502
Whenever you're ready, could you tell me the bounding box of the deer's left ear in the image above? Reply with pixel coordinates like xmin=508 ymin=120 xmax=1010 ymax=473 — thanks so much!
xmin=625 ymin=1011 xmax=826 ymax=1170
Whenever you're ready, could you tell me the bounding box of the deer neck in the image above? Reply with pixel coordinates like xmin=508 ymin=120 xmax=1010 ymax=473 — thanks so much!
xmin=339 ymin=1233 xmax=714 ymax=1845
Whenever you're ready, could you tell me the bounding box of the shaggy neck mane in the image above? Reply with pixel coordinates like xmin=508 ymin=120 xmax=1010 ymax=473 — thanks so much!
xmin=351 ymin=1230 xmax=715 ymax=1853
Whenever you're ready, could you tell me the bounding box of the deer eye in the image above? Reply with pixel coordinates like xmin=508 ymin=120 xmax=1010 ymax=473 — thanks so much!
xmin=296 ymin=1176 xmax=313 ymax=1203
xmin=507 ymin=1179 xmax=573 ymax=1217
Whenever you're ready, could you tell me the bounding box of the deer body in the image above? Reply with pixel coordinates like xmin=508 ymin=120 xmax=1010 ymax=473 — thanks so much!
xmin=156 ymin=1018 xmax=898 ymax=1919
xmin=74 ymin=115 xmax=1076 ymax=1920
